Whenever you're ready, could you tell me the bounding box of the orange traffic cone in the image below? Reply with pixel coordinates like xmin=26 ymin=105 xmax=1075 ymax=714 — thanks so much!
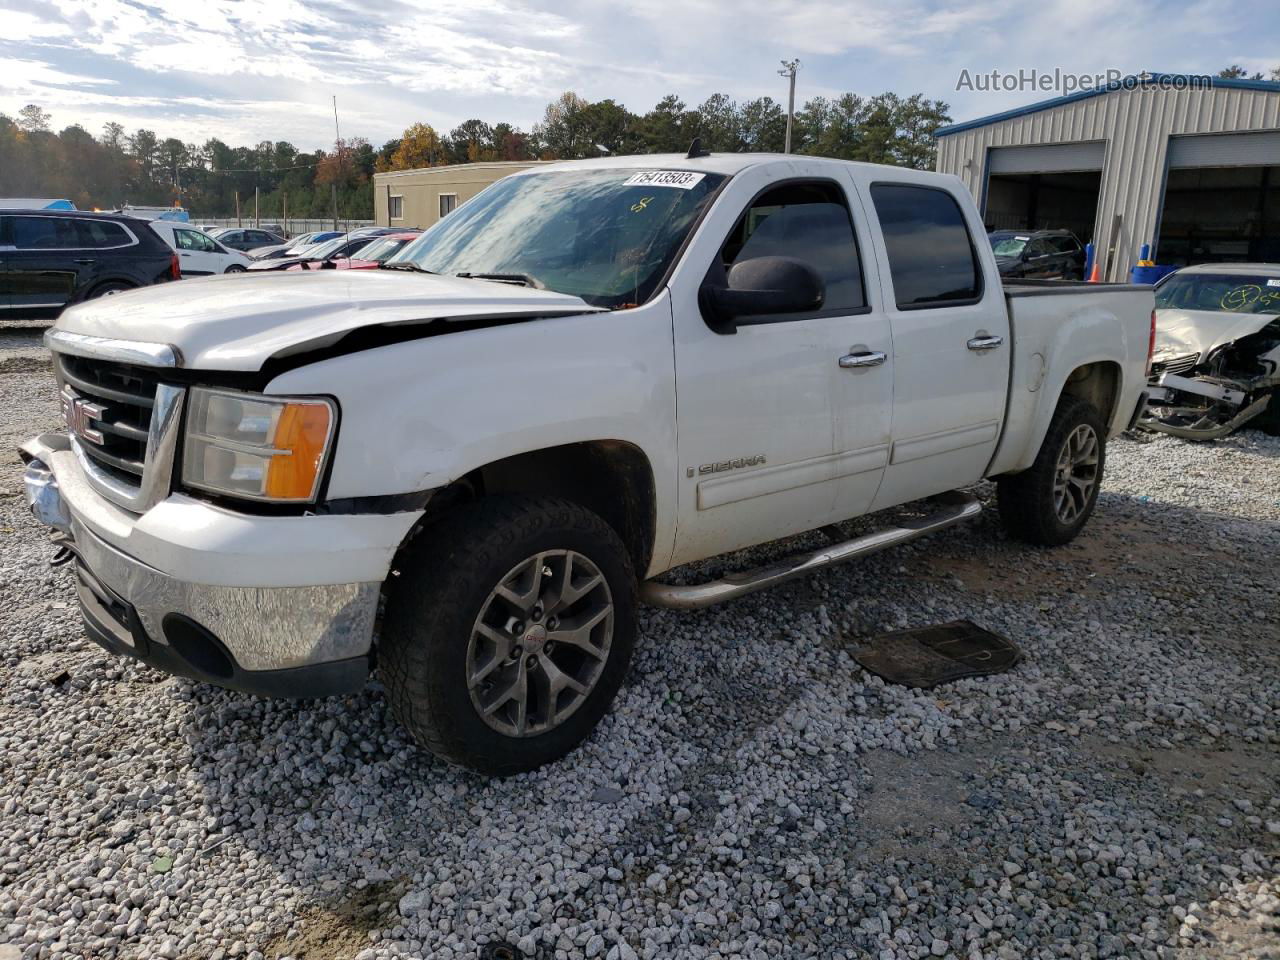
xmin=1088 ymin=259 xmax=1101 ymax=283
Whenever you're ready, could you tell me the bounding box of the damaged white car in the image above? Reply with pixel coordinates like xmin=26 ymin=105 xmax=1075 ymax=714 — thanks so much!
xmin=1142 ymin=263 xmax=1280 ymax=440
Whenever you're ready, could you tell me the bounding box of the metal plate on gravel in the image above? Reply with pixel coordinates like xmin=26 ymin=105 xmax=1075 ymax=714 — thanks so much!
xmin=852 ymin=620 xmax=1021 ymax=689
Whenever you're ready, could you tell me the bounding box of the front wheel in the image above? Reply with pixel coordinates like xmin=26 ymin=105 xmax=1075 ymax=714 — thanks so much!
xmin=997 ymin=396 xmax=1105 ymax=545
xmin=224 ymin=264 xmax=247 ymax=273
xmin=380 ymin=496 xmax=636 ymax=775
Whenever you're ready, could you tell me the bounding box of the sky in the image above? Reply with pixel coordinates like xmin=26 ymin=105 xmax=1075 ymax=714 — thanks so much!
xmin=2 ymin=0 xmax=1277 ymax=151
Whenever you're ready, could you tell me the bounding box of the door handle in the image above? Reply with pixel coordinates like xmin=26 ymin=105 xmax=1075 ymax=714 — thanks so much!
xmin=967 ymin=335 xmax=1004 ymax=351
xmin=74 ymin=258 xmax=95 ymax=265
xmin=838 ymin=350 xmax=887 ymax=369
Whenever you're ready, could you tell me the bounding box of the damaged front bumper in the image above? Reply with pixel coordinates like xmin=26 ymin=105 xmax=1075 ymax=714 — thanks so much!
xmin=1139 ymin=370 xmax=1278 ymax=441
xmin=19 ymin=432 xmax=416 ymax=698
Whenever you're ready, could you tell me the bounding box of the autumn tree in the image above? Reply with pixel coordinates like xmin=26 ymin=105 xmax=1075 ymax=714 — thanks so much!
xmin=381 ymin=123 xmax=446 ymax=170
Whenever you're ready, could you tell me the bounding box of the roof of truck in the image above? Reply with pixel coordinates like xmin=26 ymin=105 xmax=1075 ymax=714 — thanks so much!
xmin=514 ymin=152 xmax=913 ymax=177
xmin=1173 ymin=263 xmax=1280 ymax=277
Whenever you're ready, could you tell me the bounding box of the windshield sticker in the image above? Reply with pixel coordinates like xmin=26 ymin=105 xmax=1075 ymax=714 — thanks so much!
xmin=623 ymin=171 xmax=706 ymax=190
xmin=1015 ymin=235 xmax=1031 ymax=241
xmin=1268 ymin=279 xmax=1280 ymax=288
xmin=630 ymin=196 xmax=654 ymax=213
xmin=1220 ymin=284 xmax=1280 ymax=312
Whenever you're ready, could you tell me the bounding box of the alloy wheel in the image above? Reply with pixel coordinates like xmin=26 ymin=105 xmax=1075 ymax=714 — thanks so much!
xmin=466 ymin=550 xmax=614 ymax=737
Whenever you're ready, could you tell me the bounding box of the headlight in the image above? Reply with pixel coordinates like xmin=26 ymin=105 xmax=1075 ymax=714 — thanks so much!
xmin=182 ymin=388 xmax=336 ymax=503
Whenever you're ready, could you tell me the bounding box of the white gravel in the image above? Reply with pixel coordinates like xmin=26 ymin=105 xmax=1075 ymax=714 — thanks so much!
xmin=0 ymin=344 xmax=1277 ymax=960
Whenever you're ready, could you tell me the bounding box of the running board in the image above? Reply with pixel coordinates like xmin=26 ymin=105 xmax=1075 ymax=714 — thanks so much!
xmin=641 ymin=491 xmax=982 ymax=610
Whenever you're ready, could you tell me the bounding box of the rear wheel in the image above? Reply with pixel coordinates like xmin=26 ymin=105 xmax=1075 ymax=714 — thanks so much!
xmin=224 ymin=264 xmax=247 ymax=274
xmin=997 ymin=396 xmax=1105 ymax=545
xmin=87 ymin=282 xmax=133 ymax=299
xmin=380 ymin=496 xmax=636 ymax=775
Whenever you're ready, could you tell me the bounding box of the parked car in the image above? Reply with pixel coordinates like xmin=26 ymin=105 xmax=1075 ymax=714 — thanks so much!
xmin=1141 ymin=263 xmax=1280 ymax=439
xmin=148 ymin=220 xmax=251 ymax=276
xmin=208 ymin=227 xmax=284 ymax=252
xmin=248 ymin=231 xmax=343 ymax=260
xmin=250 ymin=233 xmax=377 ymax=271
xmin=343 ymin=229 xmax=422 ymax=267
xmin=989 ymin=229 xmax=1085 ymax=280
xmin=22 ymin=155 xmax=1152 ymax=775
xmin=0 ymin=209 xmax=177 ymax=319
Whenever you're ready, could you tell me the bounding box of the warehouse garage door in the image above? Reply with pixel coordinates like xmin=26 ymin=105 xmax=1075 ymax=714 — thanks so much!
xmin=1156 ymin=130 xmax=1280 ymax=266
xmin=983 ymin=142 xmax=1105 ymax=243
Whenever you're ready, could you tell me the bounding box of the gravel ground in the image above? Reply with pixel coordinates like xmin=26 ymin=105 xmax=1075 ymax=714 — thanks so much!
xmin=0 ymin=344 xmax=1276 ymax=960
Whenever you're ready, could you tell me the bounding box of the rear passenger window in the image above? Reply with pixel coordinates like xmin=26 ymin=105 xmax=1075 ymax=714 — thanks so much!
xmin=717 ymin=180 xmax=866 ymax=317
xmin=870 ymin=184 xmax=981 ymax=309
xmin=75 ymin=219 xmax=130 ymax=248
xmin=13 ymin=216 xmax=79 ymax=249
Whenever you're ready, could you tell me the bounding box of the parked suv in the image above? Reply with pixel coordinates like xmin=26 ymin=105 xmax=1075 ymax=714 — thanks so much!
xmin=989 ymin=229 xmax=1085 ymax=280
xmin=0 ymin=210 xmax=178 ymax=319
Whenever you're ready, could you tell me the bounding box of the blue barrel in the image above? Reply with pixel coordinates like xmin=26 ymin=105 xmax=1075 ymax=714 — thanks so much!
xmin=1129 ymin=264 xmax=1176 ymax=285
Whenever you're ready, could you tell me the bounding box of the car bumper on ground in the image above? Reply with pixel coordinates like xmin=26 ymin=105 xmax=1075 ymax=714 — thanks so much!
xmin=19 ymin=432 xmax=421 ymax=698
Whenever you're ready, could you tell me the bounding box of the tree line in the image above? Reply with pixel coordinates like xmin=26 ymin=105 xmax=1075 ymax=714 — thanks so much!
xmin=0 ymin=88 xmax=953 ymax=218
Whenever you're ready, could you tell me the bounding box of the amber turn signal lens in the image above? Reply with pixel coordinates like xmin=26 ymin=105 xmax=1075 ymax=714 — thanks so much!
xmin=264 ymin=402 xmax=333 ymax=500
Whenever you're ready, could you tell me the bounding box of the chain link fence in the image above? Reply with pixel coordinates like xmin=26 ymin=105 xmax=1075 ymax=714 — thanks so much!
xmin=196 ymin=217 xmax=377 ymax=238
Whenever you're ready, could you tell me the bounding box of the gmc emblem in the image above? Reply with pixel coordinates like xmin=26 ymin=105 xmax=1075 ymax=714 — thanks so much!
xmin=61 ymin=389 xmax=107 ymax=446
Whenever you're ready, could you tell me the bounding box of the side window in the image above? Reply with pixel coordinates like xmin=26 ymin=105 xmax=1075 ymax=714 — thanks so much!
xmin=75 ymin=219 xmax=130 ymax=248
xmin=173 ymin=229 xmax=200 ymax=251
xmin=1052 ymin=236 xmax=1080 ymax=254
xmin=1024 ymin=239 xmax=1051 ymax=259
xmin=439 ymin=194 xmax=458 ymax=218
xmin=718 ymin=180 xmax=866 ymax=316
xmin=195 ymin=231 xmax=218 ymax=252
xmin=870 ymin=184 xmax=981 ymax=309
xmin=389 ymin=195 xmax=404 ymax=219
xmin=13 ymin=216 xmax=79 ymax=249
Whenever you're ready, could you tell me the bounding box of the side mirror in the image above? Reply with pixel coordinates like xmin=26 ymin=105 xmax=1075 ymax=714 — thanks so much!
xmin=700 ymin=256 xmax=825 ymax=333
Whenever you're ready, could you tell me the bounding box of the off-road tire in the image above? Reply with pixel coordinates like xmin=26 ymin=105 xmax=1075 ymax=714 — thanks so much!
xmin=380 ymin=495 xmax=636 ymax=775
xmin=997 ymin=395 xmax=1106 ymax=546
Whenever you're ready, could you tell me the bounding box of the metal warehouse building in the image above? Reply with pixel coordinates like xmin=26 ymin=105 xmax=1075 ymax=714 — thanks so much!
xmin=935 ymin=74 xmax=1280 ymax=280
xmin=372 ymin=161 xmax=547 ymax=230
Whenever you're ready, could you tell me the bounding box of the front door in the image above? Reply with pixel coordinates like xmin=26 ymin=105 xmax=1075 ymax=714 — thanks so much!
xmin=667 ymin=166 xmax=893 ymax=567
xmin=856 ymin=176 xmax=1011 ymax=511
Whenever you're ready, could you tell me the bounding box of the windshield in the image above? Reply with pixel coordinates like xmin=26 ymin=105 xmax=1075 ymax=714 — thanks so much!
xmin=358 ymin=236 xmax=414 ymax=262
xmin=990 ymin=234 xmax=1030 ymax=257
xmin=304 ymin=236 xmax=349 ymax=260
xmin=390 ymin=169 xmax=726 ymax=307
xmin=1155 ymin=272 xmax=1280 ymax=315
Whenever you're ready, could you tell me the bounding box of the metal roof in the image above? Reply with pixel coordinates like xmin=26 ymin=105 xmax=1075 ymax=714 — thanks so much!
xmin=936 ymin=73 xmax=1280 ymax=137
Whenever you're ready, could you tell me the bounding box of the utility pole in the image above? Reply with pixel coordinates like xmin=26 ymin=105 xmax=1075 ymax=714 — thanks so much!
xmin=778 ymin=59 xmax=800 ymax=153
xmin=254 ymin=186 xmax=260 ymax=227
xmin=234 ymin=190 xmax=240 ymax=227
xmin=331 ymin=95 xmax=342 ymax=229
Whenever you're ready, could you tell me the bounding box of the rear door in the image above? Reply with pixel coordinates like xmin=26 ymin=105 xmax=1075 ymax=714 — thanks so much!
xmin=172 ymin=226 xmax=221 ymax=274
xmin=7 ymin=215 xmax=85 ymax=315
xmin=856 ymin=175 xmax=1011 ymax=509
xmin=0 ymin=217 xmax=11 ymax=311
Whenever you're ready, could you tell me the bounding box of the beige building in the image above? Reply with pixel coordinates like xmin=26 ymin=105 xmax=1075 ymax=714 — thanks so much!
xmin=372 ymin=161 xmax=549 ymax=230
xmin=935 ymin=74 xmax=1280 ymax=280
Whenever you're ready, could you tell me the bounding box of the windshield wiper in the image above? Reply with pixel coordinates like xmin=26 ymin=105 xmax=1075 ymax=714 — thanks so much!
xmin=455 ymin=271 xmax=541 ymax=288
xmin=381 ymin=261 xmax=436 ymax=274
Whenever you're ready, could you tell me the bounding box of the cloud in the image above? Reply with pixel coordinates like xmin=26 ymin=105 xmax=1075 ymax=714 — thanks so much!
xmin=1 ymin=0 xmax=1277 ymax=147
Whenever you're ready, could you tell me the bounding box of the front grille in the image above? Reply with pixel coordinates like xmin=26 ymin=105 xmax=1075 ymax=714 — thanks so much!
xmin=1152 ymin=353 xmax=1200 ymax=377
xmin=56 ymin=354 xmax=162 ymax=487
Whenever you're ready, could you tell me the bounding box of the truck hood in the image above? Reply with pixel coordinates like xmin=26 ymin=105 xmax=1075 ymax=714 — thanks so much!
xmin=52 ymin=270 xmax=604 ymax=371
xmin=1153 ymin=307 xmax=1280 ymax=362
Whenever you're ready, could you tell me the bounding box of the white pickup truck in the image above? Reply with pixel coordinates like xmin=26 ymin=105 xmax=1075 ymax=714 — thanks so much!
xmin=21 ymin=153 xmax=1154 ymax=774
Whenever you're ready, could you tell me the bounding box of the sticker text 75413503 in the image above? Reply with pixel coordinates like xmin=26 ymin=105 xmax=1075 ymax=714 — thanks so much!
xmin=622 ymin=171 xmax=706 ymax=190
